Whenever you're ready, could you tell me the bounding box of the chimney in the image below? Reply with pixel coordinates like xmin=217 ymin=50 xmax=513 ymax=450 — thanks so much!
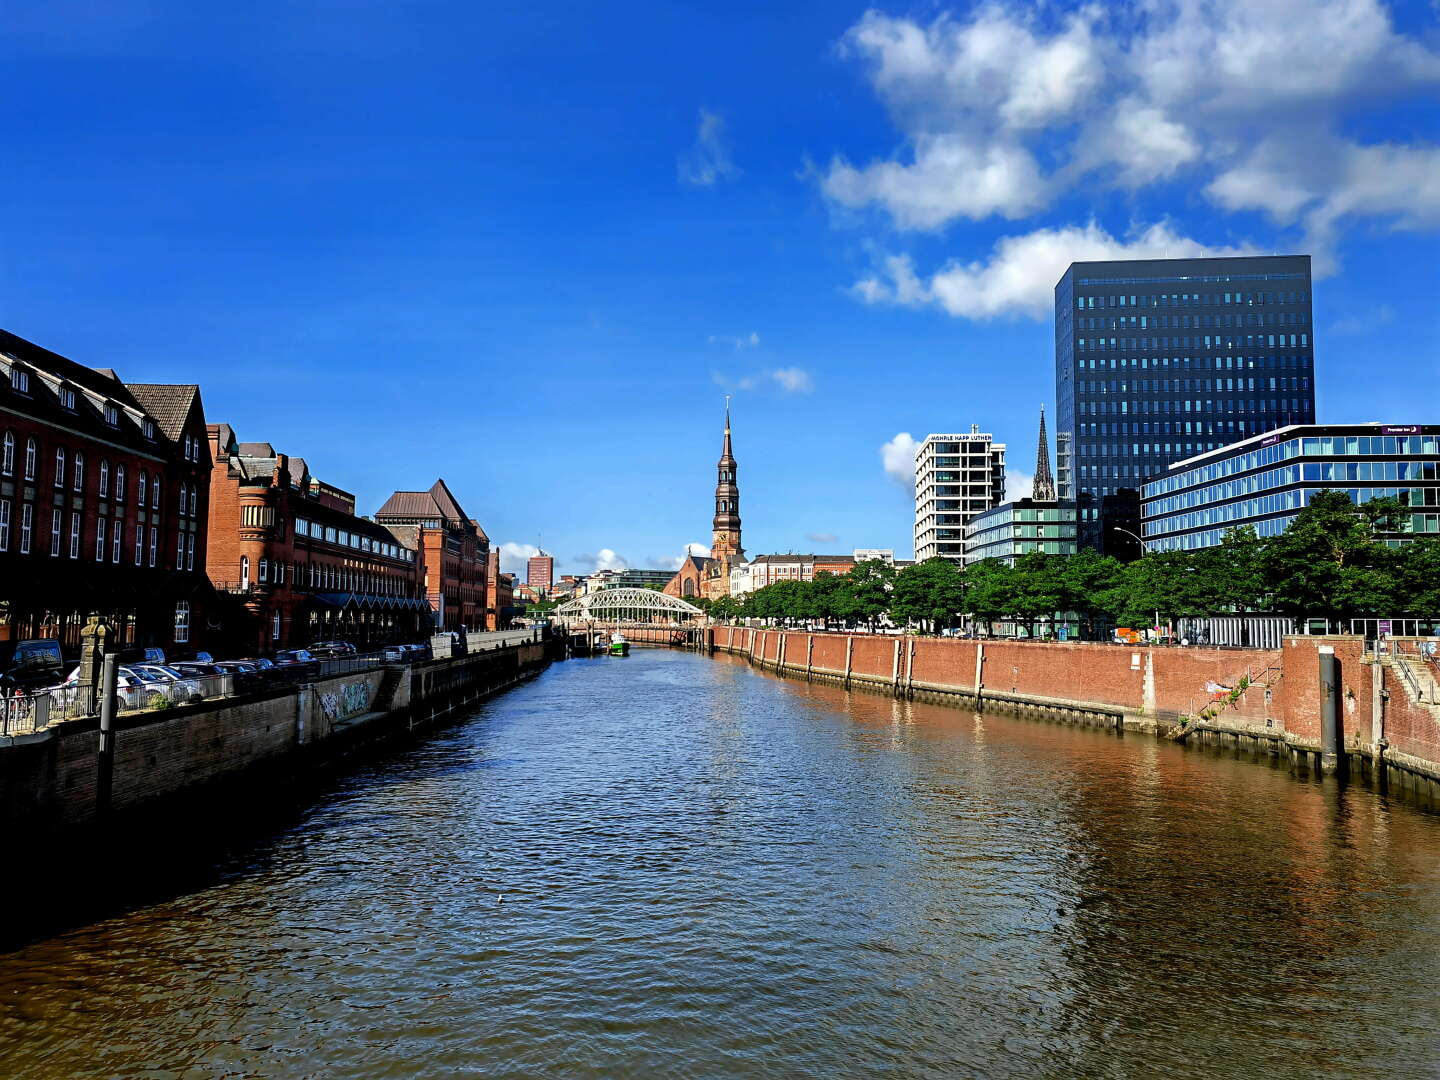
xmin=274 ymin=453 xmax=290 ymax=489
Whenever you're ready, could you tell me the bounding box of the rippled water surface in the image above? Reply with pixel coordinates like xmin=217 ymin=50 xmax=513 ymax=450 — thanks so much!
xmin=4 ymin=648 xmax=1440 ymax=1078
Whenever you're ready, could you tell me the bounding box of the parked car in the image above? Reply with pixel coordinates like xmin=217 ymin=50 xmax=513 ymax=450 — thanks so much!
xmin=273 ymin=649 xmax=316 ymax=666
xmin=238 ymin=657 xmax=276 ymax=670
xmin=118 ymin=646 xmax=168 ymax=667
xmin=129 ymin=664 xmax=206 ymax=704
xmin=381 ymin=645 xmax=406 ymax=662
xmin=172 ymin=661 xmax=222 ymax=678
xmin=0 ymin=639 xmax=65 ymax=693
xmin=211 ymin=660 xmax=266 ymax=693
xmin=309 ymin=641 xmax=357 ymax=659
xmin=53 ymin=665 xmax=178 ymax=711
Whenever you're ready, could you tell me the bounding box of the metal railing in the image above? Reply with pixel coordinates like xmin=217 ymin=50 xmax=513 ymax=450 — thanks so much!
xmin=2 ymin=692 xmax=51 ymax=736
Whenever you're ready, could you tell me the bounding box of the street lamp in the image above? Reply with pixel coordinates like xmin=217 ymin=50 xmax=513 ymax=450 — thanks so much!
xmin=1111 ymin=526 xmax=1145 ymax=547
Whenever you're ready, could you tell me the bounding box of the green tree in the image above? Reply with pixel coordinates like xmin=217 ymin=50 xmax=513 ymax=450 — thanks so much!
xmin=964 ymin=559 xmax=1015 ymax=636
xmin=1261 ymin=490 xmax=1401 ymax=621
xmin=843 ymin=560 xmax=896 ymax=630
xmin=1058 ymin=549 xmax=1124 ymax=638
xmin=890 ymin=557 xmax=966 ymax=632
xmin=1393 ymin=539 xmax=1440 ymax=618
xmin=1009 ymin=550 xmax=1066 ymax=637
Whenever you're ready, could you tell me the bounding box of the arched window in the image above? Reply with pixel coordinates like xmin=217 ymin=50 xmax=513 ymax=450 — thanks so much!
xmin=1 ymin=432 xmax=12 ymax=475
xmin=24 ymin=438 xmax=37 ymax=480
xmin=240 ymin=556 xmax=250 ymax=585
xmin=54 ymin=448 xmax=66 ymax=488
xmin=137 ymin=472 xmax=147 ymax=506
xmin=115 ymin=464 xmax=126 ymax=502
xmin=100 ymin=460 xmax=110 ymax=498
xmin=179 ymin=482 xmax=188 ymax=515
xmin=151 ymin=476 xmax=160 ymax=509
xmin=682 ymin=578 xmax=696 ymax=597
xmin=259 ymin=558 xmax=269 ymax=582
xmin=72 ymin=451 xmax=83 ymax=492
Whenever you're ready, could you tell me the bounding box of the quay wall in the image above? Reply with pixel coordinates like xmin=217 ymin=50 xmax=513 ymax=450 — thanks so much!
xmin=706 ymin=626 xmax=1440 ymax=797
xmin=0 ymin=642 xmax=551 ymax=835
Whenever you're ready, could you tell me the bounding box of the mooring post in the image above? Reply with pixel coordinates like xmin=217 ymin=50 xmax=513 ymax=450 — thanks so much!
xmin=907 ymin=638 xmax=916 ymax=698
xmin=891 ymin=639 xmax=902 ymax=696
xmin=806 ymin=635 xmax=814 ymax=680
xmin=96 ymin=651 xmax=119 ymax=817
xmin=973 ymin=641 xmax=985 ymax=704
xmin=844 ymin=636 xmax=854 ymax=688
xmin=1319 ymin=645 xmax=1342 ymax=774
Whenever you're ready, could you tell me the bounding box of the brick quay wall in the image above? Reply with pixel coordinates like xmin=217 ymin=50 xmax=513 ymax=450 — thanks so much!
xmin=702 ymin=626 xmax=1440 ymax=802
xmin=0 ymin=641 xmax=553 ymax=837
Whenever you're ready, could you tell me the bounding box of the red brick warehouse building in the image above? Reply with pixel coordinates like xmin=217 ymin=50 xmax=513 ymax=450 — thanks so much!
xmin=206 ymin=425 xmax=430 ymax=654
xmin=374 ymin=480 xmax=494 ymax=632
xmin=0 ymin=329 xmax=212 ymax=656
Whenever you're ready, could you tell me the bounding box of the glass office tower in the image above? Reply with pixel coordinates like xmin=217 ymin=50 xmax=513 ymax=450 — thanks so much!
xmin=1055 ymin=254 xmax=1314 ymax=557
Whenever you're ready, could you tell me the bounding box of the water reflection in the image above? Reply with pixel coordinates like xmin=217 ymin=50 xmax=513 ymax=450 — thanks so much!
xmin=2 ymin=648 xmax=1439 ymax=1079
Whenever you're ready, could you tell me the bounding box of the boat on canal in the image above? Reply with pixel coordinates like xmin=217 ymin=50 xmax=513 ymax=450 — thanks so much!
xmin=608 ymin=632 xmax=630 ymax=657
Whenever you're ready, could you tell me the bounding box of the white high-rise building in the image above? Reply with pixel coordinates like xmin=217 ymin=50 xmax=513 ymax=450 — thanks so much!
xmin=913 ymin=428 xmax=1006 ymax=562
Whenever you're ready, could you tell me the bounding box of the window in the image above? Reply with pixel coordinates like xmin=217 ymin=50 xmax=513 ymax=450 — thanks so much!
xmin=137 ymin=472 xmax=147 ymax=506
xmin=151 ymin=479 xmax=159 ymax=509
xmin=174 ymin=601 xmax=190 ymax=644
xmin=50 ymin=510 xmax=61 ymax=556
xmin=54 ymin=448 xmax=66 ymax=488
xmin=100 ymin=460 xmax=110 ymax=498
xmin=241 ymin=555 xmax=250 ymax=584
xmin=24 ymin=438 xmax=37 ymax=480
xmin=19 ymin=504 xmax=32 ymax=554
xmin=135 ymin=524 xmax=144 ymax=565
xmin=104 ymin=402 xmax=119 ymax=427
xmin=189 ymin=487 xmax=198 ymax=516
xmin=143 ymin=419 xmax=155 ymax=440
xmin=115 ymin=465 xmax=126 ymax=502
xmin=69 ymin=514 xmax=80 ymax=558
xmin=113 ymin=522 xmax=122 ymax=563
xmin=273 ymin=560 xmax=283 ymax=585
xmin=1 ymin=433 xmax=11 ymax=475
xmin=96 ymin=517 xmax=106 ymax=561
xmin=179 ymin=482 xmax=188 ymax=516
xmin=186 ymin=533 xmax=195 ymax=570
xmin=177 ymin=528 xmax=184 ymax=565
xmin=72 ymin=452 xmax=83 ymax=492
xmin=59 ymin=386 xmax=76 ymax=410
xmin=183 ymin=435 xmax=192 ymax=459
xmin=148 ymin=527 xmax=158 ymax=567
xmin=0 ymin=499 xmax=9 ymax=551
xmin=259 ymin=557 xmax=269 ymax=582
xmin=10 ymin=368 xmax=29 ymax=393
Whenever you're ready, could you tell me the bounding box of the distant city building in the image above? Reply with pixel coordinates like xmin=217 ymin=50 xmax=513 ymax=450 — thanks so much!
xmin=739 ymin=553 xmax=858 ymax=592
xmin=526 ymin=549 xmax=554 ymax=591
xmin=964 ymin=408 xmax=1076 ymax=566
xmin=589 ymin=568 xmax=675 ymax=591
xmin=851 ymin=548 xmax=895 ymax=563
xmin=0 ymin=329 xmax=213 ymax=656
xmin=375 ymin=479 xmax=492 ymax=631
xmin=913 ymin=428 xmax=1006 ymax=562
xmin=1055 ymin=254 xmax=1315 ymax=557
xmin=1142 ymin=424 xmax=1440 ymax=552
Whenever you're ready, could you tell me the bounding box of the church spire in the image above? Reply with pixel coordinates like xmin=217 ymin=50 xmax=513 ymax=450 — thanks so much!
xmin=712 ymin=397 xmax=744 ymax=562
xmin=1032 ymin=404 xmax=1056 ymax=501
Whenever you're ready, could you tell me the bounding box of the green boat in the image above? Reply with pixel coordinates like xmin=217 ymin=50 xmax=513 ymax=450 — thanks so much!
xmin=608 ymin=634 xmax=630 ymax=657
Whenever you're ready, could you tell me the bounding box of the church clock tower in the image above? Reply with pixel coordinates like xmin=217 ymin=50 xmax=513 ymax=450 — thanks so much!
xmin=711 ymin=401 xmax=745 ymax=563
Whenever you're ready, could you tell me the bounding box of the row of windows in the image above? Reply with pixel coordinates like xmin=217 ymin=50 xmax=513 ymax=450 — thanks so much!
xmin=237 ymin=556 xmax=413 ymax=595
xmin=1074 ymin=287 xmax=1308 ymax=306
xmin=0 ymin=499 xmax=177 ymax=568
xmin=1146 ymin=461 xmax=1439 ymax=519
xmin=1079 ymin=420 xmax=1292 ymax=438
xmin=294 ymin=518 xmax=411 ymax=561
xmin=1143 ymin=434 xmax=1440 ymax=497
xmin=1074 ymin=353 xmax=1309 ymax=372
xmin=1075 ymin=272 xmax=1307 ymax=286
xmin=4 ymin=366 xmax=161 ymax=439
xmin=966 ymin=540 xmax=1078 ymax=561
xmin=1076 ymin=311 xmax=1308 ymax=331
xmin=1 ymin=431 xmax=172 ymax=510
xmin=1145 ymin=485 xmax=1440 ymax=537
xmin=1079 ymin=399 xmax=1311 ymax=418
xmin=1081 ymin=376 xmax=1310 ymax=394
xmin=1076 ymin=334 xmax=1308 ymax=352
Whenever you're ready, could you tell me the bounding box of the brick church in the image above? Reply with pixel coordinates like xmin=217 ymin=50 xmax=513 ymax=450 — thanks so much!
xmin=666 ymin=404 xmax=745 ymax=601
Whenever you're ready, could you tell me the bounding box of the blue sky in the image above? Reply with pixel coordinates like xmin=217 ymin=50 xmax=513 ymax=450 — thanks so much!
xmin=3 ymin=0 xmax=1437 ymax=575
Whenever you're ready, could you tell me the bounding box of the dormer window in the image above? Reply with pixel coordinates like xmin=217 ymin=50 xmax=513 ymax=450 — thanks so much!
xmin=10 ymin=368 xmax=29 ymax=393
xmin=104 ymin=402 xmax=119 ymax=427
xmin=59 ymin=386 xmax=76 ymax=410
xmin=142 ymin=418 xmax=156 ymax=440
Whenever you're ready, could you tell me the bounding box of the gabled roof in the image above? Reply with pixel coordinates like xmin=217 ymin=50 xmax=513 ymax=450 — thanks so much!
xmin=127 ymin=383 xmax=202 ymax=441
xmin=375 ymin=490 xmax=443 ymax=519
xmin=428 ymin=478 xmax=468 ymax=521
xmin=237 ymin=441 xmax=275 ymax=457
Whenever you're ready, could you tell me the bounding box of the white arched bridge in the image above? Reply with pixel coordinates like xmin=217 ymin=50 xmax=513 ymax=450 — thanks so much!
xmin=551 ymin=587 xmax=705 ymax=627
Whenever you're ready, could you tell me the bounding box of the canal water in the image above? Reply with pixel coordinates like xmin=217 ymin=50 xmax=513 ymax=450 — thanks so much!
xmin=3 ymin=648 xmax=1440 ymax=1078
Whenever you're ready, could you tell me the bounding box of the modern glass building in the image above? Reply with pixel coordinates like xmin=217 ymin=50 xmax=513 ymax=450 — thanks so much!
xmin=1055 ymin=254 xmax=1315 ymax=557
xmin=913 ymin=429 xmax=1006 ymax=561
xmin=964 ymin=499 xmax=1078 ymax=565
xmin=1141 ymin=424 xmax=1440 ymax=552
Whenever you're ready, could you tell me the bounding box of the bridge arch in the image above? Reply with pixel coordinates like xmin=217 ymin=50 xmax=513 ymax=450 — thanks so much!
xmin=551 ymin=587 xmax=705 ymax=625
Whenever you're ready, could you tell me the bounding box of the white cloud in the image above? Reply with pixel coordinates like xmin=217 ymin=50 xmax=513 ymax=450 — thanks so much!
xmin=573 ymin=549 xmax=629 ymax=573
xmin=807 ymin=531 xmax=839 ymax=543
xmin=678 ymin=108 xmax=739 ymax=187
xmin=822 ymin=1 xmax=1440 ymax=254
xmin=1005 ymin=469 xmax=1034 ymax=503
xmin=713 ymin=367 xmax=815 ymax=394
xmin=708 ymin=331 xmax=761 ymax=349
xmin=880 ymin=432 xmax=919 ymax=492
xmin=497 ymin=542 xmax=541 ymax=574
xmin=853 ymin=221 xmax=1256 ymax=320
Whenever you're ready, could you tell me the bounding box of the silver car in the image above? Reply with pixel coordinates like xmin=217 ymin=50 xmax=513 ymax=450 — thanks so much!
xmin=130 ymin=664 xmax=207 ymax=704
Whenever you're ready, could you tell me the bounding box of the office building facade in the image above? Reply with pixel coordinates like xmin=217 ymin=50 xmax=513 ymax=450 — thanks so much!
xmin=526 ymin=550 xmax=554 ymax=592
xmin=913 ymin=428 xmax=1005 ymax=561
xmin=1141 ymin=424 xmax=1439 ymax=552
xmin=1055 ymin=254 xmax=1315 ymax=556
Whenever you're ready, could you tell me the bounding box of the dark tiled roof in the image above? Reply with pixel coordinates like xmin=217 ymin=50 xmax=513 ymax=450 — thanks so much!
xmin=429 ymin=478 xmax=468 ymax=522
xmin=127 ymin=383 xmax=201 ymax=441
xmin=0 ymin=328 xmax=134 ymax=404
xmin=237 ymin=441 xmax=274 ymax=457
xmin=375 ymin=491 xmax=442 ymax=519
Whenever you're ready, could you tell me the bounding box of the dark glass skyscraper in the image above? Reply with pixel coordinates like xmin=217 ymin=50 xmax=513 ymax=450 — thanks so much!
xmin=1055 ymin=254 xmax=1314 ymax=556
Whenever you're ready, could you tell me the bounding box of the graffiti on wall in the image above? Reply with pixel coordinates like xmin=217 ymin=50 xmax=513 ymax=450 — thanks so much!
xmin=319 ymin=679 xmax=371 ymax=721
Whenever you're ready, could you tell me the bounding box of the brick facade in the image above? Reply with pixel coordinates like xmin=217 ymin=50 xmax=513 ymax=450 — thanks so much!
xmin=0 ymin=329 xmax=211 ymax=658
xmin=374 ymin=480 xmax=492 ymax=632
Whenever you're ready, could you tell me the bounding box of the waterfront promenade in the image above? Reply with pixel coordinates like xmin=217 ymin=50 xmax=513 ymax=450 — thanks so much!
xmin=2 ymin=647 xmax=1438 ymax=1078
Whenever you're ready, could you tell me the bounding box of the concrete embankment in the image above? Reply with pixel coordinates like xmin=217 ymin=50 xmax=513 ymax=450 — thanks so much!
xmin=696 ymin=625 xmax=1440 ymax=802
xmin=0 ymin=640 xmax=556 ymax=837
